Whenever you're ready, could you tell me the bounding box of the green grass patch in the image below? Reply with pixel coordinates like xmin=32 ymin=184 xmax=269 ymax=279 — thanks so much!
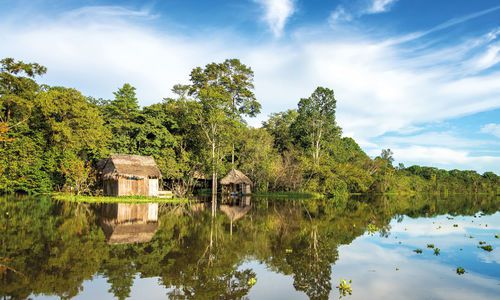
xmin=252 ymin=191 xmax=324 ymax=199
xmin=52 ymin=193 xmax=188 ymax=204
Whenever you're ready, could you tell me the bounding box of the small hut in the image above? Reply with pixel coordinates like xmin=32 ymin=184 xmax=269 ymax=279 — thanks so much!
xmin=220 ymin=169 xmax=252 ymax=195
xmin=100 ymin=154 xmax=162 ymax=196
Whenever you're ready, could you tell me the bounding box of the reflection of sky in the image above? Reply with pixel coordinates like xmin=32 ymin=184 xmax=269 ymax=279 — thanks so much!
xmin=30 ymin=213 xmax=500 ymax=300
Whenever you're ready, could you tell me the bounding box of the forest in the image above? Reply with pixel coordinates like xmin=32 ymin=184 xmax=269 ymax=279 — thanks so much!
xmin=0 ymin=57 xmax=498 ymax=196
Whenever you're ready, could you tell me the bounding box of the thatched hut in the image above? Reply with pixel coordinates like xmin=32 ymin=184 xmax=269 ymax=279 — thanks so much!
xmin=100 ymin=154 xmax=162 ymax=196
xmin=220 ymin=169 xmax=252 ymax=195
xmin=98 ymin=203 xmax=158 ymax=244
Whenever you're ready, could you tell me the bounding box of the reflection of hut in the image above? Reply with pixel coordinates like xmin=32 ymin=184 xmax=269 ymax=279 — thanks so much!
xmin=220 ymin=169 xmax=252 ymax=195
xmin=220 ymin=196 xmax=251 ymax=235
xmin=98 ymin=203 xmax=158 ymax=244
xmin=100 ymin=155 xmax=162 ymax=196
xmin=220 ymin=205 xmax=251 ymax=222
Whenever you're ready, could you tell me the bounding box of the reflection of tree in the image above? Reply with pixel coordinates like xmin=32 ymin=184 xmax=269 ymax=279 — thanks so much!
xmin=0 ymin=197 xmax=106 ymax=299
xmin=1 ymin=194 xmax=498 ymax=299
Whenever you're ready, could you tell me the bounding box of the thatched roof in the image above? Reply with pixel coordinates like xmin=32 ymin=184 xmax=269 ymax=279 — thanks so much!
xmin=220 ymin=169 xmax=252 ymax=185
xmin=101 ymin=154 xmax=161 ymax=180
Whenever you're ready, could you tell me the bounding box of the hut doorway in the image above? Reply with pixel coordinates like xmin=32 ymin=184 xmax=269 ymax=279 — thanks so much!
xmin=149 ymin=179 xmax=159 ymax=197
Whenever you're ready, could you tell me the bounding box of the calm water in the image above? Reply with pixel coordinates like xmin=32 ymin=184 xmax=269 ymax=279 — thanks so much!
xmin=1 ymin=195 xmax=499 ymax=299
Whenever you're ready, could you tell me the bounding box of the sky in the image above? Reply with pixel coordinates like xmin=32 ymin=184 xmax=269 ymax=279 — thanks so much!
xmin=0 ymin=0 xmax=499 ymax=173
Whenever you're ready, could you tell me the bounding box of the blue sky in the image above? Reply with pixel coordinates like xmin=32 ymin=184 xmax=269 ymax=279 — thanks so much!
xmin=1 ymin=0 xmax=499 ymax=173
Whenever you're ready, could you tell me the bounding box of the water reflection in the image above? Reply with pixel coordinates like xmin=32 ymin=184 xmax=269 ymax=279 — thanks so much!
xmin=0 ymin=194 xmax=498 ymax=299
xmin=97 ymin=203 xmax=159 ymax=244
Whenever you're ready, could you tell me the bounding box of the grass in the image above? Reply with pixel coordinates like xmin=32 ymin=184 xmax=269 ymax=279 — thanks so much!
xmin=52 ymin=193 xmax=188 ymax=204
xmin=252 ymin=191 xmax=324 ymax=199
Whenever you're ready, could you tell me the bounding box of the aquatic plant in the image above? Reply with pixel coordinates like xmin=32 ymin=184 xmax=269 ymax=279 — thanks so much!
xmin=337 ymin=279 xmax=353 ymax=298
xmin=427 ymin=244 xmax=434 ymax=248
xmin=413 ymin=249 xmax=423 ymax=254
xmin=248 ymin=277 xmax=257 ymax=287
xmin=479 ymin=245 xmax=493 ymax=252
xmin=456 ymin=267 xmax=465 ymax=275
xmin=453 ymin=224 xmax=458 ymax=227
xmin=433 ymin=248 xmax=440 ymax=256
xmin=478 ymin=241 xmax=486 ymax=245
xmin=495 ymin=234 xmax=499 ymax=239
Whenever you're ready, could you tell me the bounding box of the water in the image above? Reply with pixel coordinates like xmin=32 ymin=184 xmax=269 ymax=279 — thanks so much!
xmin=1 ymin=195 xmax=499 ymax=299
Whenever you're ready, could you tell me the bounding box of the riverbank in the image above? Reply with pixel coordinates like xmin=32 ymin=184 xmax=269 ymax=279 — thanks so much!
xmin=52 ymin=193 xmax=189 ymax=204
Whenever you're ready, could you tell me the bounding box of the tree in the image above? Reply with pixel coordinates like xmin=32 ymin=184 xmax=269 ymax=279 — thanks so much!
xmin=103 ymin=83 xmax=142 ymax=154
xmin=293 ymin=87 xmax=339 ymax=165
xmin=381 ymin=149 xmax=394 ymax=166
xmin=186 ymin=59 xmax=261 ymax=193
xmin=263 ymin=109 xmax=298 ymax=153
xmin=0 ymin=58 xmax=46 ymax=141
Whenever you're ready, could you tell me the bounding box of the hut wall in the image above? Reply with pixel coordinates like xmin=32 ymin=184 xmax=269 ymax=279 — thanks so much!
xmin=103 ymin=179 xmax=119 ymax=196
xmin=244 ymin=184 xmax=251 ymax=194
xmin=117 ymin=177 xmax=149 ymax=196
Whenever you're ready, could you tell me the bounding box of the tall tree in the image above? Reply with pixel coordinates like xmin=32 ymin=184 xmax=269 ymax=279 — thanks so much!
xmin=103 ymin=83 xmax=142 ymax=154
xmin=187 ymin=59 xmax=261 ymax=192
xmin=0 ymin=58 xmax=46 ymax=141
xmin=293 ymin=87 xmax=339 ymax=165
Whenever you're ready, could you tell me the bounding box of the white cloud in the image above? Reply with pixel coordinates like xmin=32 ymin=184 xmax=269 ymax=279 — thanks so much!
xmin=328 ymin=6 xmax=353 ymax=25
xmin=0 ymin=5 xmax=499 ymax=172
xmin=367 ymin=146 xmax=500 ymax=172
xmin=481 ymin=123 xmax=500 ymax=138
xmin=329 ymin=0 xmax=398 ymax=26
xmin=367 ymin=0 xmax=399 ymax=14
xmin=254 ymin=0 xmax=295 ymax=37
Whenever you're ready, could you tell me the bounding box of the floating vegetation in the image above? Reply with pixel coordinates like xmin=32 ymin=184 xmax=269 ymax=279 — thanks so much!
xmin=495 ymin=234 xmax=499 ymax=239
xmin=367 ymin=224 xmax=379 ymax=235
xmin=337 ymin=279 xmax=353 ymax=298
xmin=248 ymin=277 xmax=257 ymax=287
xmin=469 ymin=235 xmax=474 ymax=239
xmin=478 ymin=241 xmax=486 ymax=245
xmin=395 ymin=267 xmax=399 ymax=271
xmin=433 ymin=248 xmax=441 ymax=256
xmin=479 ymin=245 xmax=493 ymax=252
xmin=413 ymin=249 xmax=423 ymax=254
xmin=427 ymin=244 xmax=435 ymax=249
xmin=453 ymin=224 xmax=458 ymax=227
xmin=456 ymin=267 xmax=465 ymax=275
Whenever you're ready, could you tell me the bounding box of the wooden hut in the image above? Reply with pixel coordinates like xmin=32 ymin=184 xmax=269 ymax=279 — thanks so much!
xmin=101 ymin=154 xmax=162 ymax=196
xmin=220 ymin=169 xmax=252 ymax=195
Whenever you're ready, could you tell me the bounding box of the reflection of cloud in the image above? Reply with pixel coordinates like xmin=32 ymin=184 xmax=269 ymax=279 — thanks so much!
xmin=478 ymin=250 xmax=500 ymax=264
xmin=389 ymin=214 xmax=500 ymax=237
xmin=333 ymin=240 xmax=500 ymax=299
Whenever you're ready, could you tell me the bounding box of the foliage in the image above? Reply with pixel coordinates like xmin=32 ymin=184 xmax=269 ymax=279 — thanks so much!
xmin=0 ymin=57 xmax=498 ymax=195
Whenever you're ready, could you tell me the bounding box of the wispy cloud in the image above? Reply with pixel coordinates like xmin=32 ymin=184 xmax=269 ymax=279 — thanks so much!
xmin=63 ymin=5 xmax=156 ymax=20
xmin=481 ymin=123 xmax=500 ymax=138
xmin=367 ymin=0 xmax=399 ymax=14
xmin=329 ymin=0 xmax=398 ymax=26
xmin=387 ymin=6 xmax=500 ymax=45
xmin=254 ymin=0 xmax=295 ymax=37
